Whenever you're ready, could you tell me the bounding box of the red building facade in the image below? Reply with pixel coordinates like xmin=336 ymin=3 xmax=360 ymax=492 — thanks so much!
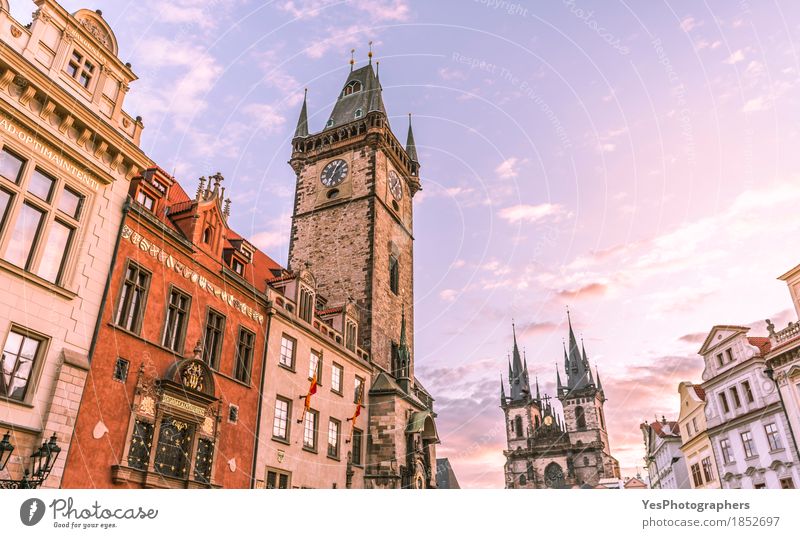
xmin=62 ymin=168 xmax=279 ymax=488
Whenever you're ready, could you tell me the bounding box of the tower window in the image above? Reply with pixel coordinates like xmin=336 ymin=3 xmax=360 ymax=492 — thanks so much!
xmin=298 ymin=286 xmax=315 ymax=323
xmin=66 ymin=50 xmax=95 ymax=88
xmin=202 ymin=226 xmax=212 ymax=244
xmin=343 ymin=81 xmax=362 ymax=97
xmin=575 ymin=406 xmax=586 ymax=430
xmin=389 ymin=255 xmax=400 ymax=295
xmin=514 ymin=416 xmax=523 ymax=438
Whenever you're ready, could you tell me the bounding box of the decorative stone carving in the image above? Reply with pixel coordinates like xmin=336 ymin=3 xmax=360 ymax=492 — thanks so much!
xmin=10 ymin=25 xmax=21 ymax=38
xmin=78 ymin=16 xmax=112 ymax=51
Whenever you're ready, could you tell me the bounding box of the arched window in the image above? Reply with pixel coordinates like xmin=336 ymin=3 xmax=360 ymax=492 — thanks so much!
xmin=544 ymin=462 xmax=565 ymax=489
xmin=583 ymin=457 xmax=590 ymax=466
xmin=575 ymin=406 xmax=586 ymax=430
xmin=202 ymin=226 xmax=212 ymax=244
xmin=534 ymin=416 xmax=540 ymax=429
xmin=514 ymin=416 xmax=523 ymax=438
xmin=343 ymin=81 xmax=362 ymax=96
xmin=519 ymin=474 xmax=526 ymax=485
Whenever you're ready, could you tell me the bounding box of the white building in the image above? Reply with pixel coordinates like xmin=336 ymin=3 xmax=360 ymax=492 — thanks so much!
xmin=699 ymin=326 xmax=800 ymax=489
xmin=641 ymin=417 xmax=691 ymax=489
xmin=0 ymin=0 xmax=150 ymax=487
xmin=677 ymin=382 xmax=720 ymax=489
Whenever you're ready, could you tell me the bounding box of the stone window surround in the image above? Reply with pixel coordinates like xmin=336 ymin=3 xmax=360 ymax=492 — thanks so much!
xmin=0 ymin=142 xmax=92 ymax=289
xmin=271 ymin=395 xmax=292 ymax=444
xmin=0 ymin=323 xmax=50 ymax=406
xmin=112 ymin=259 xmax=151 ymax=335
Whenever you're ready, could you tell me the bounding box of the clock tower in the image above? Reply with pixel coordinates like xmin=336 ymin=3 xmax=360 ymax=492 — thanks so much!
xmin=287 ymin=58 xmax=438 ymax=488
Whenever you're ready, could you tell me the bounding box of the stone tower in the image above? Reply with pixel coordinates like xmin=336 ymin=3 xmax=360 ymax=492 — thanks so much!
xmin=287 ymin=58 xmax=438 ymax=488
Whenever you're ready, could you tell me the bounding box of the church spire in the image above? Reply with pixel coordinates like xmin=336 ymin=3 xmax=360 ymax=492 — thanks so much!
xmin=293 ymin=88 xmax=309 ymax=138
xmin=500 ymin=375 xmax=506 ymax=405
xmin=396 ymin=305 xmax=411 ymax=391
xmin=535 ymin=376 xmax=541 ymax=401
xmin=596 ymin=366 xmax=603 ymax=391
xmin=406 ymin=113 xmax=419 ymax=163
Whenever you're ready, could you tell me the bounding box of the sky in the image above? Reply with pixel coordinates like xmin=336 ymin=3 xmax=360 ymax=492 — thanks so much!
xmin=9 ymin=0 xmax=800 ymax=488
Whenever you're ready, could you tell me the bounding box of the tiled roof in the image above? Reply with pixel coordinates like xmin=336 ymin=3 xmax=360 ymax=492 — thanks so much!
xmin=316 ymin=306 xmax=344 ymax=316
xmin=747 ymin=336 xmax=771 ymax=355
xmin=649 ymin=420 xmax=681 ymax=438
xmin=691 ymin=385 xmax=706 ymax=401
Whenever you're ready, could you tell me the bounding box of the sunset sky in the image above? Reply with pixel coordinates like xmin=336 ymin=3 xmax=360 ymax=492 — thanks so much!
xmin=10 ymin=0 xmax=800 ymax=487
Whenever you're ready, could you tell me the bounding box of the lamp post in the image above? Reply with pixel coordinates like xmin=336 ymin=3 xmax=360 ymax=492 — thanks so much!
xmin=764 ymin=367 xmax=800 ymax=464
xmin=0 ymin=431 xmax=61 ymax=489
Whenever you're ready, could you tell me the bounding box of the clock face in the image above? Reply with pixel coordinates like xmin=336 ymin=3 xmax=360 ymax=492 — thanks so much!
xmin=388 ymin=170 xmax=403 ymax=201
xmin=320 ymin=159 xmax=348 ymax=188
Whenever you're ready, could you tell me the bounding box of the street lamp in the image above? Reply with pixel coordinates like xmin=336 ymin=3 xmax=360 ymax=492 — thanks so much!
xmin=764 ymin=366 xmax=800 ymax=463
xmin=0 ymin=432 xmax=61 ymax=489
xmin=0 ymin=431 xmax=14 ymax=471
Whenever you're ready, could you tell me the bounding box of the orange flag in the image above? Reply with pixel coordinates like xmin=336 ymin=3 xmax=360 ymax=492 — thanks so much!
xmin=297 ymin=373 xmax=318 ymax=423
xmin=346 ymin=385 xmax=364 ymax=443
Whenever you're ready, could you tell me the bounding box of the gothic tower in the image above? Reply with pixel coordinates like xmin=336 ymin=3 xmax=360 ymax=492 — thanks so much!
xmin=556 ymin=312 xmax=619 ymax=484
xmin=287 ymin=57 xmax=437 ymax=488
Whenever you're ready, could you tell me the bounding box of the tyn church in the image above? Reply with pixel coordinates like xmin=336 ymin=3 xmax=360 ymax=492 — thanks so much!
xmin=500 ymin=314 xmax=620 ymax=488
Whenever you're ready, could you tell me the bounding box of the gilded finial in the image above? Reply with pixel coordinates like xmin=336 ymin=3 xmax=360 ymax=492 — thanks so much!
xmin=368 ymin=41 xmax=373 ymax=63
xmin=350 ymin=49 xmax=355 ymax=71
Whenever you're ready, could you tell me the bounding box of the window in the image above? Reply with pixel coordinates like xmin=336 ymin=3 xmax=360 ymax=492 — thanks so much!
xmin=354 ymin=376 xmax=364 ymax=404
xmin=303 ymin=409 xmax=318 ymax=451
xmin=194 ymin=438 xmax=214 ymax=484
xmin=730 ymin=386 xmax=741 ymax=408
xmin=741 ymin=431 xmax=756 ymax=458
xmin=234 ymin=328 xmax=255 ymax=383
xmin=716 ymin=353 xmax=724 ymax=367
xmin=754 ymin=483 xmax=766 ymax=489
xmin=720 ymin=438 xmax=734 ymax=463
xmin=1 ymin=161 xmax=85 ymax=284
xmin=162 ymin=288 xmax=190 ymax=352
xmin=228 ymin=404 xmax=239 ymax=424
xmin=686 ymin=423 xmax=692 ymax=437
xmin=719 ymin=392 xmax=730 ymax=414
xmin=742 ymin=380 xmax=754 ymax=403
xmin=202 ymin=227 xmax=212 ymax=244
xmin=231 ymin=258 xmax=244 ymax=275
xmin=135 ymin=189 xmax=155 ymax=211
xmin=279 ymin=335 xmax=295 ymax=369
xmin=725 ymin=349 xmax=733 ymax=363
xmin=352 ymin=428 xmax=363 ymax=465
xmin=126 ymin=420 xmax=154 ymax=471
xmin=308 ymin=350 xmax=321 ymax=381
xmin=331 ymin=363 xmax=343 ymax=394
xmin=354 ymin=108 xmax=363 ymax=118
xmin=514 ymin=416 xmax=523 ymax=438
xmin=114 ymin=262 xmax=150 ymax=333
xmin=389 ymin=255 xmax=400 ymax=295
xmin=266 ymin=468 xmax=291 ymax=489
xmin=343 ymin=80 xmax=362 ymax=96
xmin=575 ymin=406 xmax=586 ymax=429
xmin=298 ymin=286 xmax=314 ymax=323
xmin=66 ymin=50 xmax=95 ymax=88
xmin=327 ymin=418 xmax=341 ymax=458
xmin=202 ymin=310 xmax=225 ymax=369
xmin=701 ymin=457 xmax=714 ymax=482
xmin=0 ymin=147 xmax=25 ymax=183
xmin=345 ymin=320 xmax=357 ymax=351
xmin=692 ymin=416 xmax=698 ymax=433
xmin=519 ymin=474 xmax=526 ymax=485
xmin=273 ymin=397 xmax=291 ymax=441
xmin=781 ymin=477 xmax=795 ymax=489
xmin=691 ymin=463 xmax=703 ymax=487
xmin=765 ymin=423 xmax=783 ymax=451
xmin=113 ymin=357 xmax=130 ymax=382
xmin=1 ymin=328 xmax=44 ymax=401
xmin=153 ymin=416 xmax=194 ymax=478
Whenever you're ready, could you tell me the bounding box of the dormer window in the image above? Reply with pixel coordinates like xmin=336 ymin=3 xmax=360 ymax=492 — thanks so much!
xmin=343 ymin=81 xmax=362 ymax=97
xmin=231 ymin=258 xmax=244 ymax=276
xmin=67 ymin=51 xmax=95 ymax=89
xmin=135 ymin=189 xmax=155 ymax=211
xmin=298 ymin=285 xmax=314 ymax=324
xmin=345 ymin=320 xmax=357 ymax=351
xmin=326 ymin=119 xmax=334 ymax=128
xmin=354 ymin=109 xmax=363 ymax=119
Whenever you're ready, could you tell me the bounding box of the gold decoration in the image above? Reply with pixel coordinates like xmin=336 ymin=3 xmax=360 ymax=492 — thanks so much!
xmin=138 ymin=396 xmax=155 ymax=417
xmin=202 ymin=416 xmax=214 ymax=436
xmin=181 ymin=362 xmax=205 ymax=392
xmin=10 ymin=26 xmax=21 ymax=38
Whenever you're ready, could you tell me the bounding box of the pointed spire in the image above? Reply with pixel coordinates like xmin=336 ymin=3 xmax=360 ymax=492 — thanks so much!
xmin=500 ymin=374 xmax=506 ymax=404
xmin=556 ymin=363 xmax=563 ymax=393
xmin=406 ymin=113 xmax=419 ymax=163
xmin=396 ymin=305 xmax=411 ymax=386
xmin=368 ymin=41 xmax=373 ymax=64
xmin=535 ymin=376 xmax=541 ymax=401
xmin=596 ymin=366 xmax=603 ymax=391
xmin=350 ymin=48 xmax=355 ymax=72
xmin=294 ymin=89 xmax=309 ymax=138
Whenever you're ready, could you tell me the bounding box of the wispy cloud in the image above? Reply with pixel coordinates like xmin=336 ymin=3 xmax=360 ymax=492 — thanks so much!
xmin=498 ymin=203 xmax=571 ymax=224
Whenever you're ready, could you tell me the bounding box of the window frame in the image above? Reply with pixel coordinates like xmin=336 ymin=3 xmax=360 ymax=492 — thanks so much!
xmin=719 ymin=392 xmax=730 ymax=414
xmin=701 ymin=457 xmax=714 ymax=482
xmin=161 ymin=285 xmax=192 ymax=353
xmin=690 ymin=463 xmax=703 ymax=487
xmin=113 ymin=260 xmax=151 ymax=334
xmin=354 ymin=375 xmax=365 ymax=404
xmin=740 ymin=431 xmax=756 ymax=458
xmin=742 ymin=380 xmax=754 ymax=403
xmin=389 ymin=254 xmax=400 ymax=295
xmin=272 ymin=396 xmax=292 ymax=442
xmin=0 ymin=325 xmax=48 ymax=404
xmin=302 ymin=408 xmax=319 ymax=452
xmin=327 ymin=418 xmax=341 ymax=460
xmin=202 ymin=308 xmax=226 ymax=370
xmin=234 ymin=326 xmax=256 ymax=384
xmin=265 ymin=467 xmax=292 ymax=489
xmin=65 ymin=48 xmax=96 ymax=90
xmin=0 ymin=149 xmax=88 ymax=287
xmin=351 ymin=427 xmax=363 ymax=466
xmin=331 ymin=362 xmax=344 ymax=395
xmin=308 ymin=349 xmax=322 ymax=383
xmin=720 ymin=438 xmax=734 ymax=464
xmin=279 ymin=334 xmax=296 ymax=371
xmin=765 ymin=422 xmax=783 ymax=451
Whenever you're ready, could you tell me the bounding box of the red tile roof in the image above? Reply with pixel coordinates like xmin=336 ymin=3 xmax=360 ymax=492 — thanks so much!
xmin=747 ymin=336 xmax=771 ymax=355
xmin=649 ymin=420 xmax=681 ymax=438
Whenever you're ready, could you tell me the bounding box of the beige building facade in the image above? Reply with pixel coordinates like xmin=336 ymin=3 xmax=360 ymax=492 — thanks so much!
xmin=677 ymin=382 xmax=719 ymax=489
xmin=0 ymin=0 xmax=149 ymax=487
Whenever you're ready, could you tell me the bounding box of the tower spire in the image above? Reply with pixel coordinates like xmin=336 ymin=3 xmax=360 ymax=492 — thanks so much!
xmin=368 ymin=41 xmax=373 ymax=64
xmin=350 ymin=48 xmax=355 ymax=71
xmin=293 ymin=88 xmax=309 ymax=139
xmin=500 ymin=374 xmax=506 ymax=405
xmin=406 ymin=113 xmax=419 ymax=163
